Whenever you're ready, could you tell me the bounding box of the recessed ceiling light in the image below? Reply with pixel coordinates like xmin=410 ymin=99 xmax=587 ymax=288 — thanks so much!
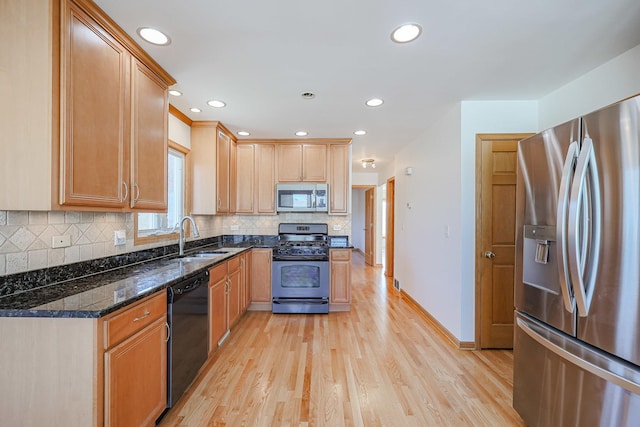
xmin=207 ymin=99 xmax=226 ymax=108
xmin=366 ymin=98 xmax=384 ymax=107
xmin=237 ymin=131 xmax=251 ymax=136
xmin=391 ymin=23 xmax=422 ymax=43
xmin=295 ymin=131 xmax=308 ymax=137
xmin=168 ymin=89 xmax=182 ymax=96
xmin=354 ymin=130 xmax=367 ymax=136
xmin=137 ymin=27 xmax=171 ymax=46
xmin=190 ymin=107 xmax=201 ymax=113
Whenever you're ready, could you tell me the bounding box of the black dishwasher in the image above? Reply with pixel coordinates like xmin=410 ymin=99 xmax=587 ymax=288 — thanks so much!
xmin=166 ymin=270 xmax=209 ymax=408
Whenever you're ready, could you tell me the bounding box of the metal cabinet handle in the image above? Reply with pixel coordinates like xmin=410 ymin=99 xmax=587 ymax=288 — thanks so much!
xmin=133 ymin=310 xmax=150 ymax=322
xmin=484 ymin=251 xmax=495 ymax=259
xmin=121 ymin=182 xmax=129 ymax=202
xmin=133 ymin=183 xmax=140 ymax=203
xmin=164 ymin=322 xmax=171 ymax=343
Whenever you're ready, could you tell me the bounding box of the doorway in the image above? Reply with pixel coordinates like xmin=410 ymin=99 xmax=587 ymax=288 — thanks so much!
xmin=475 ymin=133 xmax=533 ymax=349
xmin=352 ymin=185 xmax=376 ymax=266
xmin=385 ymin=177 xmax=395 ymax=278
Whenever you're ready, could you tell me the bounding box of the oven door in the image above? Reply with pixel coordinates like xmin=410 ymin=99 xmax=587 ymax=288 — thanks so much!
xmin=272 ymin=260 xmax=329 ymax=313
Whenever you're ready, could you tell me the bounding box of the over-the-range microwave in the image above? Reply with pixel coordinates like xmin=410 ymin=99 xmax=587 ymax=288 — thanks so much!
xmin=276 ymin=183 xmax=328 ymax=212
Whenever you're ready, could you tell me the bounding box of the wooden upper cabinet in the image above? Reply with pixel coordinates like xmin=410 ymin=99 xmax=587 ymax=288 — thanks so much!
xmin=217 ymin=129 xmax=236 ymax=214
xmin=256 ymin=144 xmax=276 ymax=213
xmin=2 ymin=0 xmax=174 ymax=211
xmin=277 ymin=144 xmax=327 ymax=182
xmin=277 ymin=144 xmax=303 ymax=182
xmin=329 ymin=144 xmax=350 ymax=214
xmin=235 ymin=142 xmax=276 ymax=215
xmin=302 ymin=144 xmax=327 ymax=181
xmin=60 ymin=2 xmax=130 ymax=208
xmin=130 ymin=59 xmax=168 ymax=211
xmin=235 ymin=144 xmax=255 ymax=214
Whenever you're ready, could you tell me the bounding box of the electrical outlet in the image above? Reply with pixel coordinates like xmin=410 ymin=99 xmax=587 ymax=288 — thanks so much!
xmin=114 ymin=230 xmax=126 ymax=246
xmin=51 ymin=235 xmax=71 ymax=248
xmin=230 ymin=225 xmax=240 ymax=231
xmin=333 ymin=225 xmax=342 ymax=231
xmin=394 ymin=279 xmax=401 ymax=290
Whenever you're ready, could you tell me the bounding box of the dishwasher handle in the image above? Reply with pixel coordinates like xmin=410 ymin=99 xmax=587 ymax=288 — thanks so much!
xmin=168 ymin=272 xmax=209 ymax=299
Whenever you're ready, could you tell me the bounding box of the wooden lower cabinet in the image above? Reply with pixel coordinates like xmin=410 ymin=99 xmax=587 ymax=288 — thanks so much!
xmin=240 ymin=251 xmax=252 ymax=312
xmin=249 ymin=248 xmax=272 ymax=310
xmin=102 ymin=291 xmax=168 ymax=426
xmin=209 ymin=252 xmax=251 ymax=352
xmin=0 ymin=291 xmax=168 ymax=426
xmin=104 ymin=316 xmax=167 ymax=426
xmin=330 ymin=249 xmax=352 ymax=311
xmin=209 ymin=262 xmax=229 ymax=351
xmin=227 ymin=256 xmax=242 ymax=327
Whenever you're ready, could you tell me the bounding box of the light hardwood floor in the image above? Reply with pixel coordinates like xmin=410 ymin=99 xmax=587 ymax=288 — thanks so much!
xmin=158 ymin=252 xmax=525 ymax=426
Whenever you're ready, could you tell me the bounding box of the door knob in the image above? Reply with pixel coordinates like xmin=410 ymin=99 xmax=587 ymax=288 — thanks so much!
xmin=484 ymin=251 xmax=496 ymax=259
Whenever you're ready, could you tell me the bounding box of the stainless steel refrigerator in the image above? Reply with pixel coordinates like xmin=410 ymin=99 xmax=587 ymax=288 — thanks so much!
xmin=514 ymin=95 xmax=640 ymax=426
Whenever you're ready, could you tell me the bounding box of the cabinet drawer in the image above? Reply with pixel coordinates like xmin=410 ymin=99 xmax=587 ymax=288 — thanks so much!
xmin=104 ymin=292 xmax=166 ymax=349
xmin=331 ymin=249 xmax=351 ymax=261
xmin=227 ymin=255 xmax=241 ymax=272
xmin=209 ymin=262 xmax=227 ymax=285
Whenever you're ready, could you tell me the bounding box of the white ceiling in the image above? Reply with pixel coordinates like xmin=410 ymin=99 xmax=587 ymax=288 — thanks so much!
xmin=95 ymin=0 xmax=640 ymax=172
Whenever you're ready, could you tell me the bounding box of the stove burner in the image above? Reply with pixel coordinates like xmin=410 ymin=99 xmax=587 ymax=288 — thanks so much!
xmin=274 ymin=223 xmax=330 ymax=261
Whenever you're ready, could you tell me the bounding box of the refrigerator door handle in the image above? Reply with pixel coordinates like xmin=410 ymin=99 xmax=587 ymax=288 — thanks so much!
xmin=556 ymin=141 xmax=579 ymax=313
xmin=517 ymin=316 xmax=640 ymax=395
xmin=568 ymin=137 xmax=602 ymax=316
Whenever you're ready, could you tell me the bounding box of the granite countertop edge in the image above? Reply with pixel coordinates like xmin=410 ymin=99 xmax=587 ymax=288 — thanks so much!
xmin=0 ymin=245 xmax=254 ymax=319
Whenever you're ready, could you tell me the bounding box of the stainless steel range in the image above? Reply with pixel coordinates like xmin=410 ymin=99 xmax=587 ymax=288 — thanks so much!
xmin=272 ymin=223 xmax=330 ymax=314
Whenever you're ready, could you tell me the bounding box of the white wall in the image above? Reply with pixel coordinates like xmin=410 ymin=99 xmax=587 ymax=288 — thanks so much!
xmin=539 ymin=44 xmax=640 ymax=129
xmin=352 ymin=172 xmax=378 ymax=186
xmin=393 ymin=103 xmax=464 ymax=339
xmin=351 ymin=189 xmax=365 ymax=251
xmin=169 ymin=113 xmax=191 ymax=149
xmin=391 ymin=101 xmax=539 ymax=342
xmin=389 ymin=43 xmax=640 ymax=344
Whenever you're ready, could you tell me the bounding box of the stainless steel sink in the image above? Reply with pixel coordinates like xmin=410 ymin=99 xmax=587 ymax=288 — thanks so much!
xmin=173 ymin=251 xmax=229 ymax=262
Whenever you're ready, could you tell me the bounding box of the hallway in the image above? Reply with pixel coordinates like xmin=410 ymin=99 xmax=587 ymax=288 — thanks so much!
xmin=159 ymin=252 xmax=524 ymax=426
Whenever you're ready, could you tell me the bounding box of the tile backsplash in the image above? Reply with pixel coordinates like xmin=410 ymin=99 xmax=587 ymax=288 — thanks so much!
xmin=0 ymin=210 xmax=350 ymax=276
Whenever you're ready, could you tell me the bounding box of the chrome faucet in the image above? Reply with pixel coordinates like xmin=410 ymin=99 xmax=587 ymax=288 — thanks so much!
xmin=178 ymin=216 xmax=200 ymax=256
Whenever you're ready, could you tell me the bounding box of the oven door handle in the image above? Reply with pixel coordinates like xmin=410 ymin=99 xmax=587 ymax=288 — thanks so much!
xmin=273 ymin=298 xmax=329 ymax=304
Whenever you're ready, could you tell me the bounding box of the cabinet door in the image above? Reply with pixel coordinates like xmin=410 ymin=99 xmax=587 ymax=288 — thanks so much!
xmin=256 ymin=144 xmax=276 ymax=213
xmin=130 ymin=59 xmax=168 ymax=211
xmin=209 ymin=264 xmax=228 ymax=350
xmin=329 ymin=144 xmax=350 ymax=214
xmin=330 ymin=249 xmax=351 ymax=304
xmin=104 ymin=316 xmax=167 ymax=427
xmin=60 ymin=2 xmax=129 ymax=208
xmin=228 ymin=267 xmax=241 ymax=327
xmin=235 ymin=144 xmax=255 ymax=213
xmin=277 ymin=144 xmax=303 ymax=182
xmin=242 ymin=251 xmax=252 ymax=312
xmin=302 ymin=144 xmax=327 ymax=181
xmin=216 ymin=129 xmax=236 ymax=213
xmin=250 ymin=249 xmax=272 ymax=303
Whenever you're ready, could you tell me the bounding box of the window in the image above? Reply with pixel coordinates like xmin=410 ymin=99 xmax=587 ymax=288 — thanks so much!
xmin=135 ymin=143 xmax=188 ymax=244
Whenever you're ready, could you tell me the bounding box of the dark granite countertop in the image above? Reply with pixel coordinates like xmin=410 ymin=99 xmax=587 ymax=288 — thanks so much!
xmin=0 ymin=245 xmax=251 ymax=319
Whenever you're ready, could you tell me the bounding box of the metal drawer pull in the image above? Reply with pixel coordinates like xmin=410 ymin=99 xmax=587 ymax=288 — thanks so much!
xmin=133 ymin=309 xmax=151 ymax=322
